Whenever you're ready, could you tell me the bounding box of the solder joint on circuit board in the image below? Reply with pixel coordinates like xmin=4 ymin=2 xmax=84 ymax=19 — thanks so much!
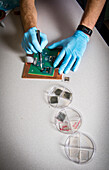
xmin=28 ymin=48 xmax=60 ymax=77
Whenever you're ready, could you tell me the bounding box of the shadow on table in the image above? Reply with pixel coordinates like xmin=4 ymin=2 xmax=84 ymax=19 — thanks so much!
xmin=0 ymin=12 xmax=24 ymax=54
xmin=0 ymin=140 xmax=42 ymax=170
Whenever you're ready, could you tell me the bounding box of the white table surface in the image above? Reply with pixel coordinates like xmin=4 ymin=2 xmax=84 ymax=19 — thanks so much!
xmin=0 ymin=0 xmax=109 ymax=170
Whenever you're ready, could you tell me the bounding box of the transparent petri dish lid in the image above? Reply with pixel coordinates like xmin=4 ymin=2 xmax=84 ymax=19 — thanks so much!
xmin=47 ymin=85 xmax=73 ymax=108
xmin=64 ymin=132 xmax=95 ymax=164
xmin=55 ymin=107 xmax=82 ymax=134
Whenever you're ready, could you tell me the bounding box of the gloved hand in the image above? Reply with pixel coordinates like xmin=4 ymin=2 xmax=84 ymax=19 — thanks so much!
xmin=22 ymin=27 xmax=48 ymax=54
xmin=48 ymin=30 xmax=89 ymax=74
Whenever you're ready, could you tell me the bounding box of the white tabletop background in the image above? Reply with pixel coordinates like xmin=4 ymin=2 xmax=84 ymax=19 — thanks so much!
xmin=0 ymin=0 xmax=109 ymax=170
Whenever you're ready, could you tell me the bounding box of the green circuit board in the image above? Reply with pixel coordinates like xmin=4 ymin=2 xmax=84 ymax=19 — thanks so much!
xmin=28 ymin=48 xmax=60 ymax=77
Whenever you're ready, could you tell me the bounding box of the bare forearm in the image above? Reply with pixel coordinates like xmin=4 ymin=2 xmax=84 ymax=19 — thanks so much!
xmin=20 ymin=0 xmax=37 ymax=32
xmin=80 ymin=0 xmax=106 ymax=29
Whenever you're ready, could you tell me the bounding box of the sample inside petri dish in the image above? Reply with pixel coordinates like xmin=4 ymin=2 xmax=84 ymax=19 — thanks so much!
xmin=55 ymin=108 xmax=82 ymax=134
xmin=47 ymin=85 xmax=73 ymax=108
xmin=64 ymin=132 xmax=95 ymax=164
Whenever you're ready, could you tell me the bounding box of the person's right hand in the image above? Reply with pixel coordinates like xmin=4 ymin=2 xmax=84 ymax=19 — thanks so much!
xmin=21 ymin=27 xmax=48 ymax=54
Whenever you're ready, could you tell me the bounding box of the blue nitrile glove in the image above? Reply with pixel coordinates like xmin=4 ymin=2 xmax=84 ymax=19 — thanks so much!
xmin=48 ymin=30 xmax=89 ymax=74
xmin=21 ymin=27 xmax=48 ymax=54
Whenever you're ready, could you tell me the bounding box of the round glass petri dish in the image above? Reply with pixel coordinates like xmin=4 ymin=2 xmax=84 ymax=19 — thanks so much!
xmin=55 ymin=107 xmax=82 ymax=134
xmin=47 ymin=85 xmax=73 ymax=108
xmin=64 ymin=132 xmax=95 ymax=164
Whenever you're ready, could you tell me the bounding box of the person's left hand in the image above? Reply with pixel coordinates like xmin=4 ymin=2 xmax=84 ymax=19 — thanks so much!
xmin=48 ymin=30 xmax=89 ymax=74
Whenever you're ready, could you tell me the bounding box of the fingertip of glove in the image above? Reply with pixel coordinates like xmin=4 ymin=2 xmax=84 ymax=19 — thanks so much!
xmin=48 ymin=44 xmax=56 ymax=49
xmin=72 ymin=67 xmax=77 ymax=72
xmin=64 ymin=70 xmax=69 ymax=74
xmin=58 ymin=69 xmax=63 ymax=75
xmin=48 ymin=46 xmax=52 ymax=49
xmin=38 ymin=47 xmax=42 ymax=53
xmin=26 ymin=51 xmax=33 ymax=54
xmin=39 ymin=49 xmax=42 ymax=53
xmin=53 ymin=63 xmax=56 ymax=68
